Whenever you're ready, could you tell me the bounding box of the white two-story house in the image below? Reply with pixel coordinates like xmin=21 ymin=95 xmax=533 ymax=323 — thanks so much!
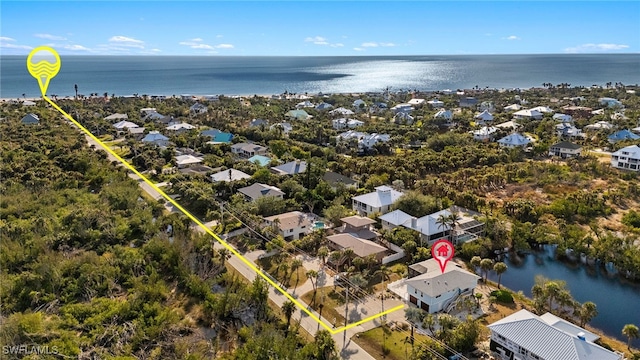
xmin=611 ymin=145 xmax=640 ymax=172
xmin=352 ymin=186 xmax=403 ymax=217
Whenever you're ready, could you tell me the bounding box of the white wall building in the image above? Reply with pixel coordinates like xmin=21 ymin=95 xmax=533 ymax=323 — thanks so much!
xmin=352 ymin=185 xmax=404 ymax=217
xmin=611 ymin=145 xmax=640 ymax=172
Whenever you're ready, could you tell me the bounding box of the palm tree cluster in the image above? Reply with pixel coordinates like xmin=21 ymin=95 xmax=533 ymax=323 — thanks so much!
xmin=531 ymin=276 xmax=598 ymax=328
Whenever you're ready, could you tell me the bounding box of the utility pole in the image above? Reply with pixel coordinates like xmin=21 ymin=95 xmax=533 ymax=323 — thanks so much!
xmin=343 ymin=283 xmax=349 ymax=348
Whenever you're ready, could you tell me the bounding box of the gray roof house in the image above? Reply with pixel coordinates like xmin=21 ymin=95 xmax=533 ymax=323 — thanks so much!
xmin=271 ymin=160 xmax=307 ymax=176
xmin=488 ymin=309 xmax=622 ymax=360
xmin=238 ymin=183 xmax=285 ymax=202
xmin=104 ymin=113 xmax=129 ymax=121
xmin=141 ymin=131 xmax=170 ymax=147
xmin=352 ymin=185 xmax=404 ymax=217
xmin=21 ymin=113 xmax=40 ymax=125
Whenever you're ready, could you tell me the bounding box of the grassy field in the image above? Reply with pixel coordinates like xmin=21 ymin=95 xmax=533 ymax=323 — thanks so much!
xmin=301 ymin=286 xmax=347 ymax=328
xmin=353 ymin=325 xmax=436 ymax=360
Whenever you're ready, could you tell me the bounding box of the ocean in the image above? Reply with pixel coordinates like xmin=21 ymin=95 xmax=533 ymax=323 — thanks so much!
xmin=1 ymin=54 xmax=639 ymax=98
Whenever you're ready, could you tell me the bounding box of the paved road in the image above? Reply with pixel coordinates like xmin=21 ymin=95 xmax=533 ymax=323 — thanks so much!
xmin=86 ymin=135 xmax=376 ymax=359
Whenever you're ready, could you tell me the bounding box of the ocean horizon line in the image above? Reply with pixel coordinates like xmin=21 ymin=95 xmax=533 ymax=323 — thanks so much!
xmin=3 ymin=53 xmax=640 ymax=58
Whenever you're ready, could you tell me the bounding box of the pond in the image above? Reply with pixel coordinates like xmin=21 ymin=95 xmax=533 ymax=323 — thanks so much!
xmin=485 ymin=244 xmax=640 ymax=347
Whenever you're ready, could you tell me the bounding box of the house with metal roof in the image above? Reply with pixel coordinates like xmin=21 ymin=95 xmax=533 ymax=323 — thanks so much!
xmin=332 ymin=118 xmax=364 ymax=130
xmin=285 ymin=109 xmax=312 ymax=120
xmin=471 ymin=126 xmax=498 ymax=142
xmin=488 ymin=309 xmax=623 ymax=360
xmin=210 ymin=168 xmax=251 ymax=183
xmin=104 ymin=113 xmax=129 ymax=121
xmin=549 ymin=141 xmax=582 ymax=159
xmin=113 ymin=120 xmax=139 ymax=130
xmin=166 ymin=122 xmax=196 ymax=133
xmin=497 ymin=133 xmax=532 ymax=149
xmin=608 ymin=129 xmax=640 ymax=144
xmin=329 ymin=107 xmax=355 ymax=117
xmin=189 ymin=103 xmax=208 ymax=115
xmin=21 ymin=113 xmax=40 ymax=125
xmin=231 ymin=142 xmax=268 ymax=158
xmin=474 ymin=110 xmax=494 ymax=123
xmin=403 ymin=259 xmax=480 ymax=313
xmin=271 ymin=160 xmax=307 ymax=176
xmin=352 ymin=185 xmax=404 ymax=217
xmin=238 ymin=183 xmax=285 ymax=202
xmin=141 ymin=131 xmax=170 ymax=147
xmin=513 ymin=109 xmax=543 ymax=120
xmin=175 ymin=154 xmax=203 ymax=168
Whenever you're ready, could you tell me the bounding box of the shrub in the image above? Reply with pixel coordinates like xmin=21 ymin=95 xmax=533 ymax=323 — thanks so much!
xmin=490 ymin=290 xmax=514 ymax=303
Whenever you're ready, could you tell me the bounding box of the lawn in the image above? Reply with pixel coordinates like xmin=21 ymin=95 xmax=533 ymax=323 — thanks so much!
xmin=301 ymin=286 xmax=347 ymax=328
xmin=256 ymin=254 xmax=308 ymax=290
xmin=353 ymin=325 xmax=436 ymax=360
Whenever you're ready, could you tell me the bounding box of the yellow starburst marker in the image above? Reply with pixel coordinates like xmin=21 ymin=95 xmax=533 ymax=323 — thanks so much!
xmin=27 ymin=46 xmax=61 ymax=97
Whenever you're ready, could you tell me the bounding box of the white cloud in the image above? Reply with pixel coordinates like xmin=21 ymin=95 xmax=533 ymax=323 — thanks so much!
xmin=108 ymin=36 xmax=145 ymax=48
xmin=505 ymin=35 xmax=520 ymax=40
xmin=34 ymin=33 xmax=67 ymax=41
xmin=305 ymin=36 xmax=327 ymax=45
xmin=62 ymin=44 xmax=91 ymax=51
xmin=190 ymin=43 xmax=215 ymax=49
xmin=150 ymin=48 xmax=161 ymax=52
xmin=190 ymin=38 xmax=203 ymax=42
xmin=179 ymin=39 xmax=232 ymax=50
xmin=0 ymin=36 xmax=16 ymax=42
xmin=353 ymin=47 xmax=364 ymax=51
xmin=361 ymin=42 xmax=395 ymax=48
xmin=0 ymin=37 xmax=32 ymax=50
xmin=215 ymin=44 xmax=234 ymax=49
xmin=330 ymin=43 xmax=344 ymax=48
xmin=564 ymin=43 xmax=630 ymax=53
xmin=361 ymin=42 xmax=378 ymax=47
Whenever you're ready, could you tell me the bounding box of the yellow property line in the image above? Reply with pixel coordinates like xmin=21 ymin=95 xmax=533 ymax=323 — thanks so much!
xmin=45 ymin=96 xmax=404 ymax=335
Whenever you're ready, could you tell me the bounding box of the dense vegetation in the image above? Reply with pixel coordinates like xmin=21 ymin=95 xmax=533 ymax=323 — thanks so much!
xmin=0 ymin=115 xmax=338 ymax=359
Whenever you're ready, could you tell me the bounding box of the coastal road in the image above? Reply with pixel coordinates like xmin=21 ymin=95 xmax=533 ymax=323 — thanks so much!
xmin=86 ymin=135 xmax=377 ymax=359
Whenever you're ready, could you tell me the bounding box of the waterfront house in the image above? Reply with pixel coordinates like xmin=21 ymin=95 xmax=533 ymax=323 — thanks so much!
xmin=611 ymin=145 xmax=640 ymax=172
xmin=271 ymin=160 xmax=307 ymax=176
xmin=263 ymin=211 xmax=313 ymax=241
xmin=230 ymin=142 xmax=268 ymax=158
xmin=210 ymin=168 xmax=251 ymax=182
xmin=497 ymin=133 xmax=531 ymax=149
xmin=549 ymin=141 xmax=582 ymax=159
xmin=352 ymin=185 xmax=404 ymax=217
xmin=20 ymin=113 xmax=39 ymax=125
xmin=488 ymin=309 xmax=623 ymax=360
xmin=404 ymin=259 xmax=480 ymax=313
xmin=238 ymin=183 xmax=285 ymax=202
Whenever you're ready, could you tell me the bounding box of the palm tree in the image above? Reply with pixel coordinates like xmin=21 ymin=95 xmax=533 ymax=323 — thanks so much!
xmin=447 ymin=211 xmax=462 ymax=243
xmin=577 ymin=301 xmax=598 ymax=327
xmin=342 ymin=248 xmax=355 ymax=268
xmin=317 ymin=246 xmax=329 ymax=267
xmin=493 ymin=262 xmax=508 ymax=289
xmin=290 ymin=258 xmax=303 ymax=289
xmin=622 ymin=324 xmax=639 ymax=350
xmin=306 ymin=270 xmax=318 ymax=303
xmin=404 ymin=307 xmax=425 ymax=346
xmin=470 ymin=256 xmax=482 ymax=272
xmin=374 ymin=265 xmax=392 ymax=314
xmin=74 ymin=84 xmax=78 ymax=100
xmin=281 ymin=300 xmax=296 ymax=332
xmin=436 ymin=213 xmax=449 ymax=237
xmin=314 ymin=330 xmax=337 ymax=360
xmin=480 ymin=258 xmax=494 ymax=283
xmin=422 ymin=313 xmax=435 ymax=336
xmin=544 ymin=281 xmax=561 ymax=313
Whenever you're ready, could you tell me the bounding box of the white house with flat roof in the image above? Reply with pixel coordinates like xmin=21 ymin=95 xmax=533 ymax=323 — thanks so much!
xmin=352 ymin=185 xmax=404 ymax=217
xmin=488 ymin=309 xmax=623 ymax=360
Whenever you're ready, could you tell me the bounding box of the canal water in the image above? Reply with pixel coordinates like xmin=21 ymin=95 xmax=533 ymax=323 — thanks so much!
xmin=485 ymin=245 xmax=640 ymax=347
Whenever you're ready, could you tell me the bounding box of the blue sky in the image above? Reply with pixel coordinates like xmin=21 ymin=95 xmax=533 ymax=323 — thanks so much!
xmin=1 ymin=1 xmax=639 ymax=56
